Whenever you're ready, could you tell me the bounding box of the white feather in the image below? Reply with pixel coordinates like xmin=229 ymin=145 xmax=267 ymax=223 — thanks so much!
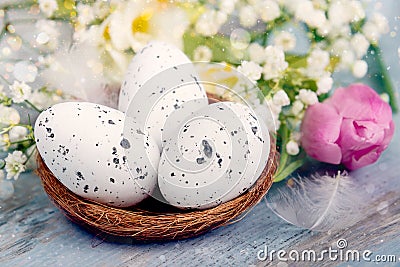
xmin=265 ymin=172 xmax=364 ymax=232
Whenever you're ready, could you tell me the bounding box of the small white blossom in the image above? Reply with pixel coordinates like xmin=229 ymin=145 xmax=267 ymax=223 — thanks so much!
xmin=263 ymin=46 xmax=288 ymax=80
xmin=219 ymin=0 xmax=237 ymax=15
xmin=328 ymin=0 xmax=353 ymax=27
xmin=239 ymin=6 xmax=258 ymax=28
xmin=352 ymin=60 xmax=368 ymax=78
xmin=5 ymin=151 xmax=27 ymax=180
xmin=257 ymin=0 xmax=281 ymax=22
xmin=286 ymin=140 xmax=300 ymax=155
xmin=9 ymin=81 xmax=32 ymax=103
xmin=299 ymin=89 xmax=318 ymax=105
xmin=193 ymin=45 xmax=213 ymax=62
xmin=39 ymin=0 xmax=58 ymax=17
xmin=307 ymin=49 xmax=330 ymax=75
xmin=316 ymin=75 xmax=333 ymax=95
xmin=295 ymin=1 xmax=326 ymax=29
xmin=248 ymin=43 xmax=266 ymax=64
xmin=349 ymin=0 xmax=366 ymax=21
xmin=195 ymin=10 xmax=227 ymax=36
xmin=351 ymin=33 xmax=370 ymax=58
xmin=237 ymin=61 xmax=263 ymax=82
xmin=77 ymin=3 xmax=96 ymax=26
xmin=371 ymin=12 xmax=389 ymax=35
xmin=0 ymin=106 xmax=20 ymax=126
xmin=380 ymin=93 xmax=390 ymax=103
xmin=93 ymin=1 xmax=110 ymax=19
xmin=8 ymin=126 xmax=28 ymax=143
xmin=273 ymin=31 xmax=296 ymax=51
xmin=291 ymin=100 xmax=304 ymax=115
xmin=272 ymin=90 xmax=290 ymax=107
xmin=363 ymin=22 xmax=380 ymax=43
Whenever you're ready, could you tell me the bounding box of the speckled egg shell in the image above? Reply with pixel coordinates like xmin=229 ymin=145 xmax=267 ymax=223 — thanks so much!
xmin=119 ymin=41 xmax=200 ymax=113
xmin=34 ymin=102 xmax=159 ymax=207
xmin=158 ymin=101 xmax=268 ymax=209
xmin=123 ymin=42 xmax=208 ymax=148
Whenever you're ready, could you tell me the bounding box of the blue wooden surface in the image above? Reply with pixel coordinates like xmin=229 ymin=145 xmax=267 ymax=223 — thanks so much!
xmin=1 ymin=1 xmax=400 ymax=266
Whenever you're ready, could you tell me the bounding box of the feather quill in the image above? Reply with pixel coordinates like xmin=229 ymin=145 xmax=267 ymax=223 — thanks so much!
xmin=265 ymin=172 xmax=365 ymax=232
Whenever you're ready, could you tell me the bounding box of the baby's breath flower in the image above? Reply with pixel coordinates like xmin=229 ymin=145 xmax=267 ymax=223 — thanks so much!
xmin=352 ymin=60 xmax=368 ymax=78
xmin=316 ymin=75 xmax=333 ymax=95
xmin=257 ymin=0 xmax=281 ymax=22
xmin=273 ymin=31 xmax=296 ymax=51
xmin=306 ymin=49 xmax=330 ymax=76
xmin=239 ymin=6 xmax=258 ymax=28
xmin=9 ymin=81 xmax=31 ymax=103
xmin=195 ymin=10 xmax=227 ymax=36
xmin=76 ymin=3 xmax=96 ymax=26
xmin=350 ymin=33 xmax=370 ymax=59
xmin=38 ymin=0 xmax=58 ymax=17
xmin=8 ymin=126 xmax=28 ymax=143
xmin=193 ymin=45 xmax=213 ymax=62
xmin=272 ymin=90 xmax=290 ymax=107
xmin=5 ymin=151 xmax=27 ymax=180
xmin=248 ymin=43 xmax=266 ymax=64
xmin=262 ymin=46 xmax=288 ymax=80
xmin=237 ymin=61 xmax=263 ymax=82
xmin=291 ymin=100 xmax=304 ymax=116
xmin=299 ymin=89 xmax=318 ymax=105
xmin=0 ymin=106 xmax=20 ymax=126
xmin=286 ymin=140 xmax=300 ymax=155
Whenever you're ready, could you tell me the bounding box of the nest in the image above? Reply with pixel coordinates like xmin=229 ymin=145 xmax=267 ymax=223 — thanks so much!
xmin=35 ymin=95 xmax=278 ymax=241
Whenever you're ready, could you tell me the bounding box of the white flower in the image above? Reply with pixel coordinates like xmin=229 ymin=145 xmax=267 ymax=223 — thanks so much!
xmin=5 ymin=151 xmax=27 ymax=180
xmin=352 ymin=60 xmax=368 ymax=78
xmin=195 ymin=10 xmax=227 ymax=36
xmin=9 ymin=126 xmax=28 ymax=143
xmin=362 ymin=22 xmax=380 ymax=43
xmin=380 ymin=93 xmax=390 ymax=103
xmin=306 ymin=49 xmax=330 ymax=77
xmin=291 ymin=100 xmax=304 ymax=115
xmin=219 ymin=0 xmax=237 ymax=15
xmin=237 ymin=61 xmax=263 ymax=82
xmin=350 ymin=33 xmax=370 ymax=59
xmin=93 ymin=1 xmax=110 ymax=19
xmin=0 ymin=106 xmax=20 ymax=126
xmin=295 ymin=1 xmax=326 ymax=29
xmin=298 ymin=89 xmax=318 ymax=105
xmin=371 ymin=12 xmax=389 ymax=35
xmin=316 ymin=75 xmax=333 ymax=95
xmin=349 ymin=0 xmax=365 ymax=21
xmin=331 ymin=38 xmax=351 ymax=57
xmin=272 ymin=89 xmax=290 ymax=107
xmin=266 ymin=99 xmax=282 ymax=130
xmin=193 ymin=45 xmax=213 ymax=62
xmin=328 ymin=0 xmax=353 ymax=27
xmin=39 ymin=0 xmax=58 ymax=17
xmin=248 ymin=43 xmax=266 ymax=64
xmin=108 ymin=1 xmax=189 ymax=52
xmin=262 ymin=45 xmax=288 ymax=80
xmin=286 ymin=140 xmax=300 ymax=155
xmin=76 ymin=3 xmax=95 ymax=26
xmin=257 ymin=0 xmax=281 ymax=22
xmin=9 ymin=81 xmax=31 ymax=103
xmin=239 ymin=6 xmax=258 ymax=28
xmin=273 ymin=31 xmax=296 ymax=51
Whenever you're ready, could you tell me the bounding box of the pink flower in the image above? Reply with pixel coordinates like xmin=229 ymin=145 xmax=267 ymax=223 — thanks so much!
xmin=301 ymin=84 xmax=395 ymax=170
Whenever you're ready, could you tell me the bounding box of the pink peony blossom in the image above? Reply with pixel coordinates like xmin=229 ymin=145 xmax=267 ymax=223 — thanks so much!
xmin=301 ymin=84 xmax=395 ymax=170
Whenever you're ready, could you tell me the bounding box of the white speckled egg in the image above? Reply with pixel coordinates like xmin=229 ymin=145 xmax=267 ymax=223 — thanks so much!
xmin=121 ymin=41 xmax=208 ymax=148
xmin=158 ymin=101 xmax=270 ymax=209
xmin=34 ymin=102 xmax=159 ymax=207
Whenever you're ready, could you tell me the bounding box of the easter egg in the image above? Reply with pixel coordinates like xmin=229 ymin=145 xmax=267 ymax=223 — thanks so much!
xmin=34 ymin=102 xmax=159 ymax=207
xmin=121 ymin=41 xmax=208 ymax=148
xmin=158 ymin=101 xmax=269 ymax=209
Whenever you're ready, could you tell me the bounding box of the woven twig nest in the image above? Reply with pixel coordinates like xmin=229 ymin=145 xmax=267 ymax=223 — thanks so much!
xmin=35 ymin=96 xmax=278 ymax=241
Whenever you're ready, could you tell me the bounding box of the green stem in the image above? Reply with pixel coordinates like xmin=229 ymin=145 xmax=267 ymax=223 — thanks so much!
xmin=371 ymin=44 xmax=398 ymax=112
xmin=274 ymin=123 xmax=289 ymax=177
xmin=24 ymin=100 xmax=42 ymax=113
xmin=273 ymin=158 xmax=307 ymax=183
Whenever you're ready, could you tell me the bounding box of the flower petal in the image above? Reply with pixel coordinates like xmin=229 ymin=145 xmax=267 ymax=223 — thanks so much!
xmin=326 ymin=84 xmax=393 ymax=125
xmin=301 ymin=103 xmax=342 ymax=164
